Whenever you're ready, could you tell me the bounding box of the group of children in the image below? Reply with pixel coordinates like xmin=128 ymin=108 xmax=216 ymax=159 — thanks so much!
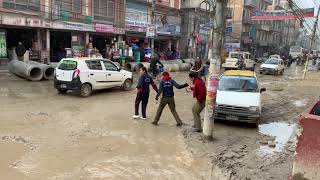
xmin=133 ymin=63 xmax=207 ymax=132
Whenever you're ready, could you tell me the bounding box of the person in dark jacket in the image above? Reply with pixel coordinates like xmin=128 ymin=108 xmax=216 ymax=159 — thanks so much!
xmin=150 ymin=55 xmax=164 ymax=78
xmin=189 ymin=72 xmax=207 ymax=132
xmin=152 ymin=72 xmax=188 ymax=126
xmin=133 ymin=67 xmax=158 ymax=120
xmin=15 ymin=42 xmax=26 ymax=60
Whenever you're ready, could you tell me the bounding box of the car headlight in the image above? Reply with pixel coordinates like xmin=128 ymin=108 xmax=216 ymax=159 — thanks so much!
xmin=249 ymin=106 xmax=259 ymax=112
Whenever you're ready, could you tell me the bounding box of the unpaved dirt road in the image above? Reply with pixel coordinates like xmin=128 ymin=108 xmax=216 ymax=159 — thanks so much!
xmin=0 ymin=64 xmax=319 ymax=180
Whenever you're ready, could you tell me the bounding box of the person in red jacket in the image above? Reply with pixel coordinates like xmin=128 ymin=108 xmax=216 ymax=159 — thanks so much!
xmin=189 ymin=72 xmax=207 ymax=132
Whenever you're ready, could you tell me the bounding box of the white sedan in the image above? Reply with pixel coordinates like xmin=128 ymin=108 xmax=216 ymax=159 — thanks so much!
xmin=259 ymin=58 xmax=285 ymax=75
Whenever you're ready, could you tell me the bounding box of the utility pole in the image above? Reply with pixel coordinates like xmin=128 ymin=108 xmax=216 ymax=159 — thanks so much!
xmin=151 ymin=0 xmax=156 ymax=56
xmin=203 ymin=0 xmax=228 ymax=139
xmin=303 ymin=5 xmax=320 ymax=79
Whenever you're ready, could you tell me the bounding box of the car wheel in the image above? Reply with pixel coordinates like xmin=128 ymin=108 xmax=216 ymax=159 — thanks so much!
xmin=80 ymin=83 xmax=92 ymax=97
xmin=122 ymin=79 xmax=133 ymax=91
xmin=57 ymin=89 xmax=67 ymax=94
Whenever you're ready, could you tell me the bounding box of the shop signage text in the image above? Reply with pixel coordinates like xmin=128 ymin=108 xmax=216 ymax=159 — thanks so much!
xmin=95 ymin=24 xmax=114 ymax=33
xmin=0 ymin=15 xmax=52 ymax=28
xmin=53 ymin=21 xmax=94 ymax=32
xmin=125 ymin=1 xmax=148 ymax=32
xmin=114 ymin=27 xmax=125 ymax=34
xmin=146 ymin=25 xmax=156 ymax=37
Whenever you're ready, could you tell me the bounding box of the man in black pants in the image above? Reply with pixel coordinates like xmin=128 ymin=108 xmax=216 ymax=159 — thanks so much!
xmin=133 ymin=67 xmax=158 ymax=120
xmin=150 ymin=55 xmax=164 ymax=78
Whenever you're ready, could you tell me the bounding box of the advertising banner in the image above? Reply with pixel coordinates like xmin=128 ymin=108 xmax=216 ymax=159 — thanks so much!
xmin=0 ymin=31 xmax=7 ymax=58
xmin=155 ymin=14 xmax=181 ymax=35
xmin=125 ymin=0 xmax=148 ymax=32
xmin=95 ymin=24 xmax=114 ymax=33
xmin=251 ymin=8 xmax=314 ymax=20
xmin=52 ymin=21 xmax=94 ymax=32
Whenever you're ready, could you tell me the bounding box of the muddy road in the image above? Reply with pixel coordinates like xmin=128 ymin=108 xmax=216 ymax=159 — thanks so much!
xmin=0 ymin=64 xmax=319 ymax=180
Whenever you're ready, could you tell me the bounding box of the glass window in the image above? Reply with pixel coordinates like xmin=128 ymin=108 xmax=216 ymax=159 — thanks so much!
xmin=103 ymin=61 xmax=118 ymax=71
xmin=219 ymin=76 xmax=258 ymax=92
xmin=3 ymin=0 xmax=40 ymax=12
xmin=94 ymin=0 xmax=114 ymax=22
xmin=86 ymin=60 xmax=103 ymax=70
xmin=58 ymin=60 xmax=78 ymax=70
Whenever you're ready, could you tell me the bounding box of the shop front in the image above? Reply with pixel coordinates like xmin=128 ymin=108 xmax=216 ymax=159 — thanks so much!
xmin=155 ymin=12 xmax=181 ymax=60
xmin=50 ymin=21 xmax=94 ymax=62
xmin=91 ymin=23 xmax=116 ymax=59
xmin=125 ymin=0 xmax=149 ymax=62
xmin=0 ymin=14 xmax=51 ymax=65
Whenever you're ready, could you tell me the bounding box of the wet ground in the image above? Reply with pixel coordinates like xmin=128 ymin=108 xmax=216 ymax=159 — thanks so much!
xmin=0 ymin=63 xmax=319 ymax=179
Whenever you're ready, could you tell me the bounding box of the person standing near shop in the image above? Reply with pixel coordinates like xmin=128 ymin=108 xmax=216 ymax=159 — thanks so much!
xmin=152 ymin=72 xmax=189 ymax=126
xmin=15 ymin=42 xmax=26 ymax=61
xmin=188 ymin=72 xmax=207 ymax=132
xmin=133 ymin=67 xmax=158 ymax=120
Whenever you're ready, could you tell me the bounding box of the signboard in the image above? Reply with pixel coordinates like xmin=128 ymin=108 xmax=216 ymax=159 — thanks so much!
xmin=114 ymin=27 xmax=125 ymax=34
xmin=125 ymin=0 xmax=147 ymax=31
xmin=0 ymin=31 xmax=7 ymax=58
xmin=226 ymin=19 xmax=232 ymax=34
xmin=225 ymin=43 xmax=240 ymax=52
xmin=155 ymin=13 xmax=181 ymax=35
xmin=1 ymin=15 xmax=26 ymax=26
xmin=53 ymin=21 xmax=94 ymax=32
xmin=251 ymin=8 xmax=314 ymax=20
xmin=1 ymin=15 xmax=52 ymax=28
xmin=95 ymin=24 xmax=114 ymax=33
xmin=26 ymin=18 xmax=52 ymax=28
xmin=146 ymin=25 xmax=156 ymax=37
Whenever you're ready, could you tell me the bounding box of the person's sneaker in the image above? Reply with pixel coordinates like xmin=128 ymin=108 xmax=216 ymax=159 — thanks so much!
xmin=140 ymin=117 xmax=147 ymax=120
xmin=151 ymin=122 xmax=158 ymax=126
xmin=176 ymin=123 xmax=184 ymax=127
xmin=132 ymin=115 xmax=139 ymax=119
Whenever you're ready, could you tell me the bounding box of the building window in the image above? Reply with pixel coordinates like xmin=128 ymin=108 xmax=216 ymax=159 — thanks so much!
xmin=94 ymin=0 xmax=115 ymax=22
xmin=3 ymin=0 xmax=40 ymax=12
xmin=55 ymin=0 xmax=81 ymax=14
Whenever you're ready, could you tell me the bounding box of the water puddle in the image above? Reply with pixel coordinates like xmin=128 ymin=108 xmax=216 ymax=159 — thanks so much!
xmin=293 ymin=99 xmax=307 ymax=107
xmin=0 ymin=142 xmax=29 ymax=180
xmin=257 ymin=122 xmax=296 ymax=157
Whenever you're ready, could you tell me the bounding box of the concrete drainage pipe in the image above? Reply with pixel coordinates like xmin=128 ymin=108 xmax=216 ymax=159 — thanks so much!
xmin=8 ymin=60 xmax=43 ymax=81
xmin=125 ymin=62 xmax=150 ymax=72
xmin=179 ymin=63 xmax=192 ymax=71
xmin=25 ymin=61 xmax=55 ymax=80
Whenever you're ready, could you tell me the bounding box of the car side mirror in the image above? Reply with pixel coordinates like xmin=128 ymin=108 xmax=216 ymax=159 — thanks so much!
xmin=118 ymin=67 xmax=121 ymax=71
xmin=260 ymin=87 xmax=266 ymax=93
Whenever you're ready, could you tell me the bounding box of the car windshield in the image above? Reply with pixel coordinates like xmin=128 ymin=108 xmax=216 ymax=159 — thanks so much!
xmin=230 ymin=53 xmax=239 ymax=58
xmin=219 ymin=75 xmax=258 ymax=92
xmin=58 ymin=60 xmax=77 ymax=70
xmin=265 ymin=59 xmax=279 ymax=65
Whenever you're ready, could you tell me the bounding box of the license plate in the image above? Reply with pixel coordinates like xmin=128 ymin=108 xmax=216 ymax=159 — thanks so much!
xmin=226 ymin=115 xmax=239 ymax=121
xmin=60 ymin=84 xmax=67 ymax=89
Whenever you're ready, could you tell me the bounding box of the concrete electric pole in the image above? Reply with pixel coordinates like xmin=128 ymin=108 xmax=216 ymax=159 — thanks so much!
xmin=303 ymin=5 xmax=320 ymax=79
xmin=203 ymin=0 xmax=228 ymax=139
xmin=151 ymin=0 xmax=156 ymax=56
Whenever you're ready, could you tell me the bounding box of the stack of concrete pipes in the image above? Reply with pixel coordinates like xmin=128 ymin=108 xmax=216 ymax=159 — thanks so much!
xmin=125 ymin=60 xmax=191 ymax=72
xmin=8 ymin=60 xmax=55 ymax=81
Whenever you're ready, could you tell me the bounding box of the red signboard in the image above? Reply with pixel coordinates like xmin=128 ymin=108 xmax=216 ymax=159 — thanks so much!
xmin=95 ymin=24 xmax=114 ymax=33
xmin=251 ymin=8 xmax=314 ymax=21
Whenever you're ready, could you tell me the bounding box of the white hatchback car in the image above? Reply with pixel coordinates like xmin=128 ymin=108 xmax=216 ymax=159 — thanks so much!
xmin=259 ymin=58 xmax=285 ymax=75
xmin=54 ymin=58 xmax=133 ymax=97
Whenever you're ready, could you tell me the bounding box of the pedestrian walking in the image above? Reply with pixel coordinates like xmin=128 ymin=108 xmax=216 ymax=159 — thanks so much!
xmin=15 ymin=42 xmax=26 ymax=61
xmin=150 ymin=55 xmax=164 ymax=78
xmin=189 ymin=72 xmax=207 ymax=132
xmin=152 ymin=72 xmax=189 ymax=126
xmin=133 ymin=67 xmax=158 ymax=120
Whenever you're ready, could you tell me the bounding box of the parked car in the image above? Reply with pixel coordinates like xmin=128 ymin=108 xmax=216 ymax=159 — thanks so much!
xmin=54 ymin=58 xmax=133 ymax=97
xmin=222 ymin=51 xmax=255 ymax=70
xmin=260 ymin=58 xmax=285 ymax=75
xmin=269 ymin=54 xmax=281 ymax=59
xmin=214 ymin=70 xmax=266 ymax=125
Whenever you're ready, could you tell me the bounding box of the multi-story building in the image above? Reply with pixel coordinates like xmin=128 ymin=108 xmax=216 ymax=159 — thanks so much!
xmin=180 ymin=0 xmax=214 ymax=59
xmin=0 ymin=0 xmax=182 ymax=68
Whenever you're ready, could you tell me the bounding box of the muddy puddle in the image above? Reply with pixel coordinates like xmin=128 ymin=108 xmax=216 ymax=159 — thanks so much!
xmin=257 ymin=122 xmax=296 ymax=157
xmin=0 ymin=142 xmax=29 ymax=180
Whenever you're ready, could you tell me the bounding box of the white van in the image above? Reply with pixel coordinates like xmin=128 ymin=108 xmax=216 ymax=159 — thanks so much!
xmin=54 ymin=58 xmax=133 ymax=97
xmin=222 ymin=51 xmax=255 ymax=70
xmin=214 ymin=70 xmax=266 ymax=125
